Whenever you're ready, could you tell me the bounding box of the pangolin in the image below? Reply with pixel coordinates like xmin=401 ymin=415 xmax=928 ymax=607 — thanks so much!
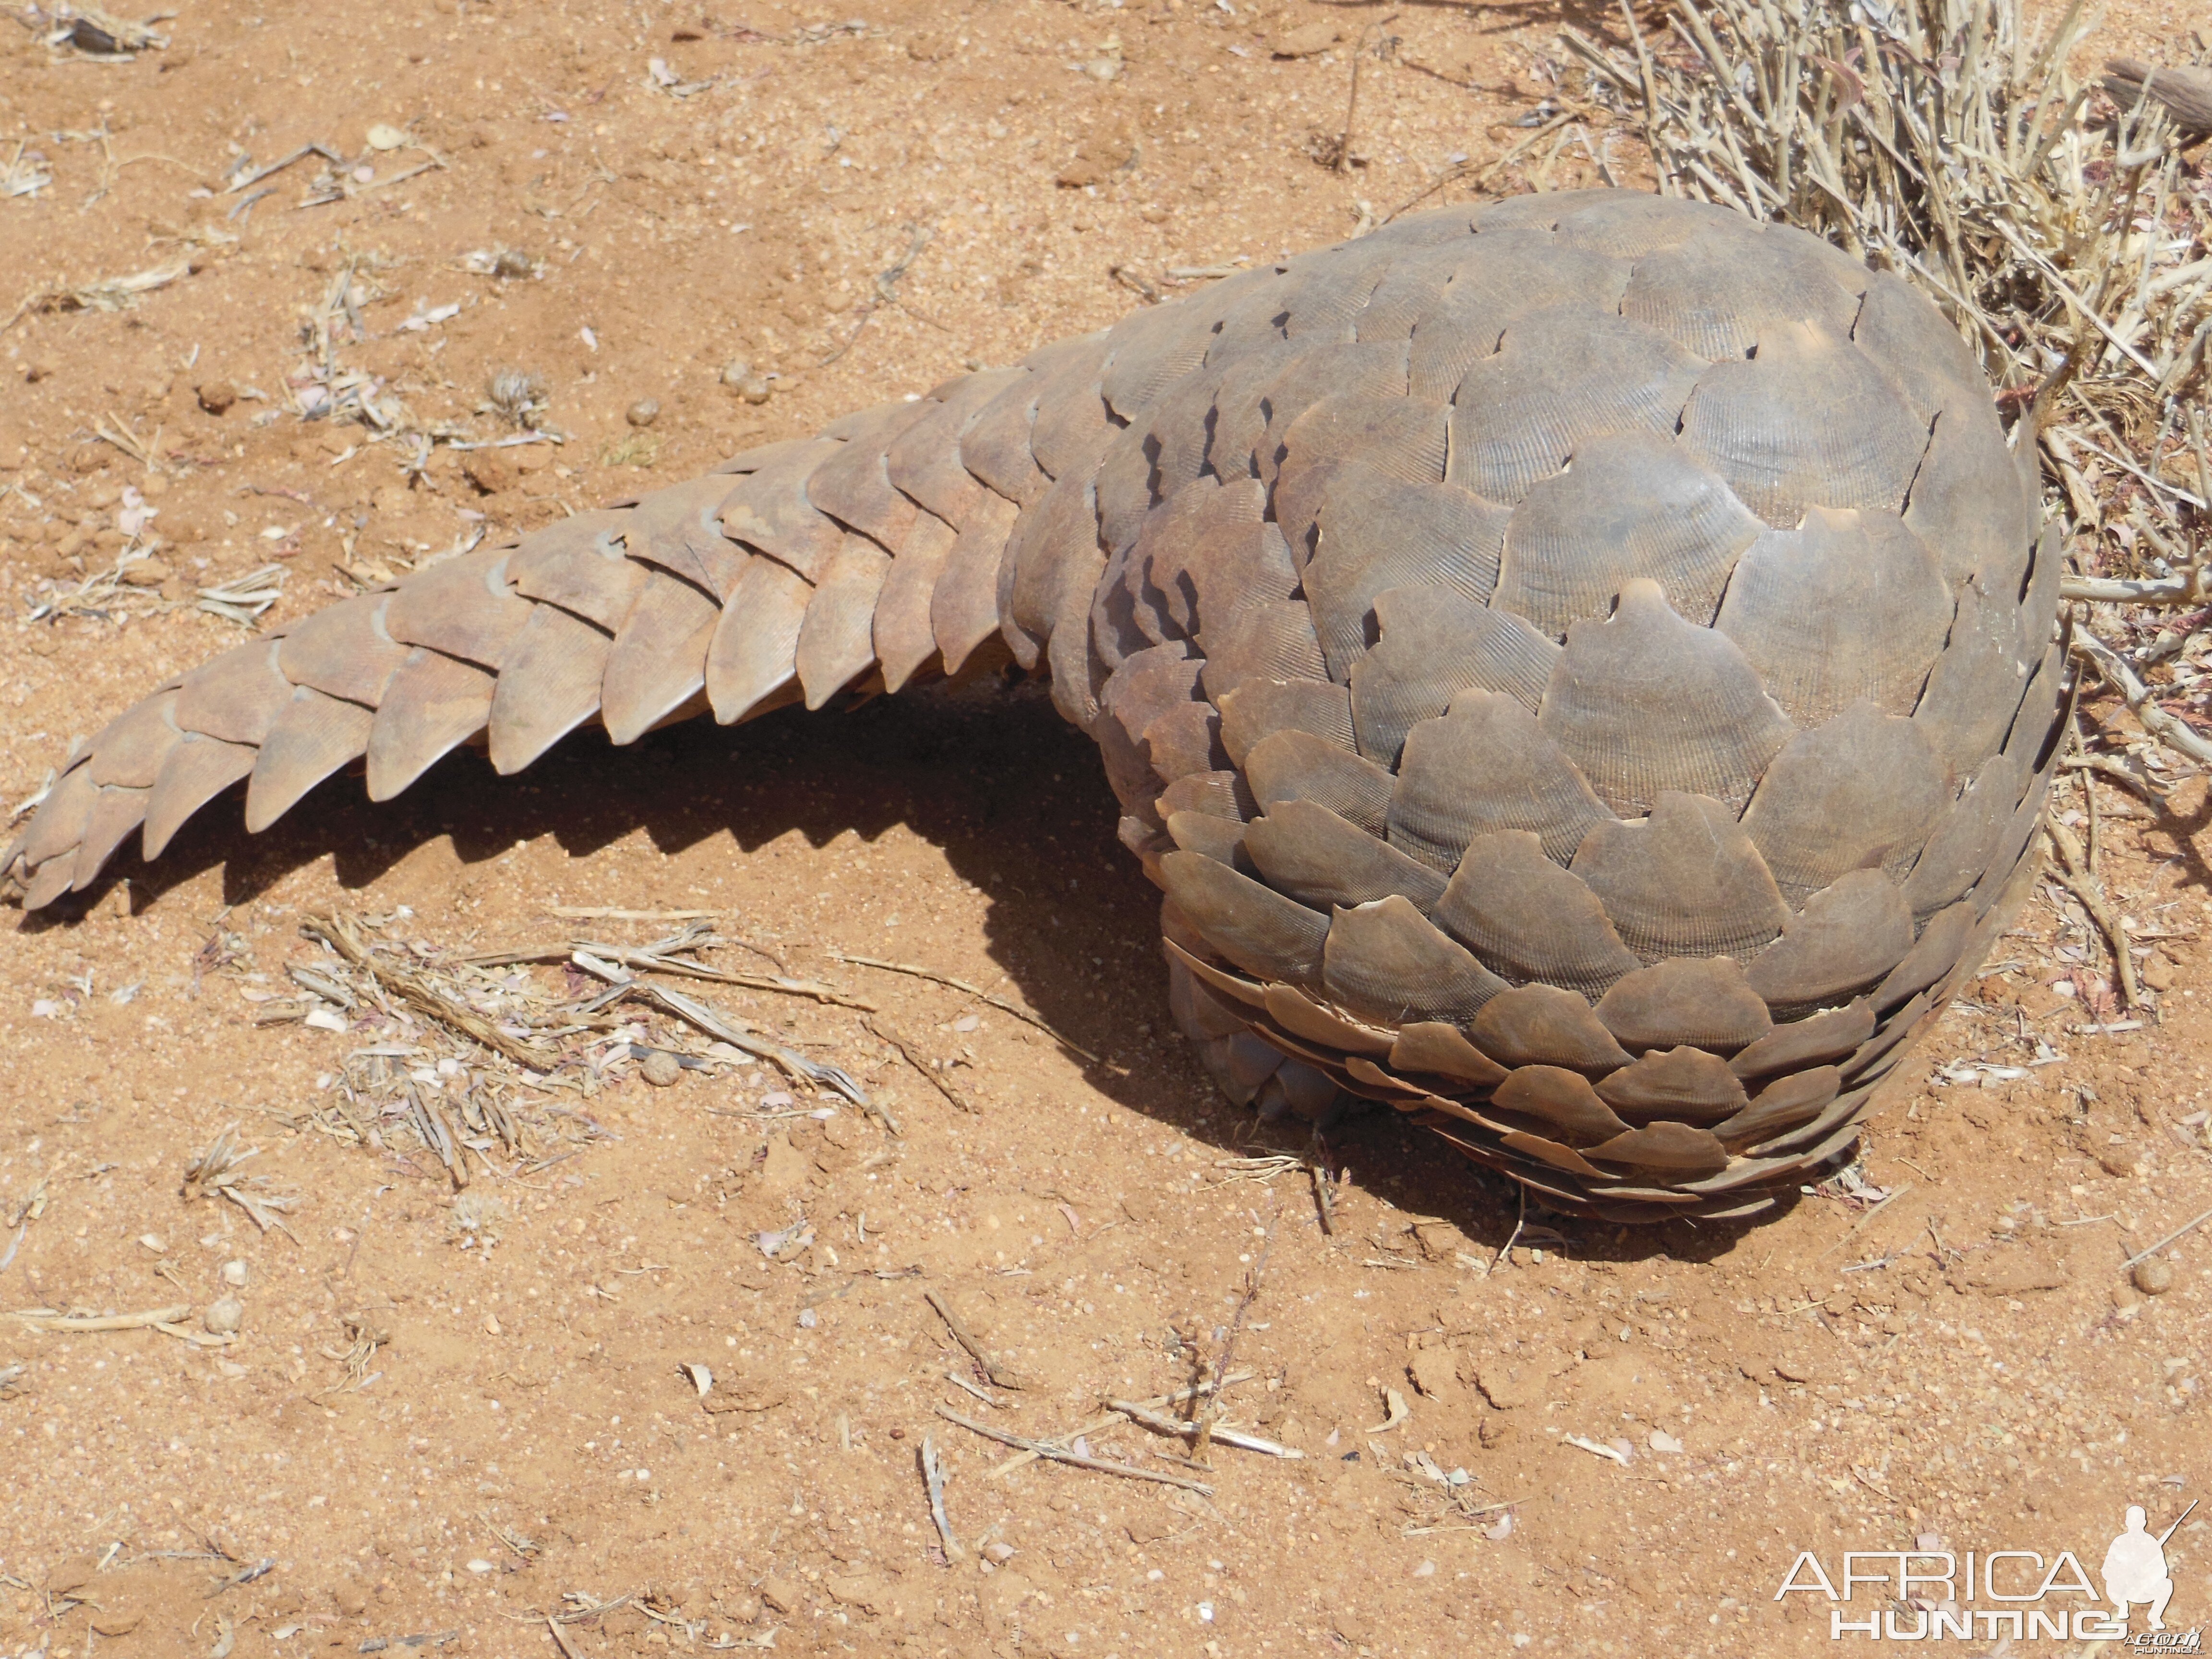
xmin=4 ymin=189 xmax=2064 ymax=1221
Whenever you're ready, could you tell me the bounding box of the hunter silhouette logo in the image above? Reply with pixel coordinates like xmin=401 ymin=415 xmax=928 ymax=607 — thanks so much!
xmin=2104 ymin=1503 xmax=2186 ymax=1634
xmin=1775 ymin=1499 xmax=2200 ymax=1645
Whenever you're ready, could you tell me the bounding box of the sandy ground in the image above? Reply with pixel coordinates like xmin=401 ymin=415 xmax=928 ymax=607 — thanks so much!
xmin=1 ymin=2 xmax=2209 ymax=1656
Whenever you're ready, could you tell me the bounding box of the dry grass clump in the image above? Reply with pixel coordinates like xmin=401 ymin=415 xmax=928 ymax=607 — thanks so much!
xmin=241 ymin=911 xmax=885 ymax=1188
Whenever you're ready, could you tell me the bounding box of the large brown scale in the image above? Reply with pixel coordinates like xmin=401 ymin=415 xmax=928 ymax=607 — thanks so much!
xmin=5 ymin=190 xmax=2066 ymax=1222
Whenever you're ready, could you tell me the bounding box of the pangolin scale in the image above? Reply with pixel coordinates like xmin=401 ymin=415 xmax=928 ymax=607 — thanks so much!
xmin=4 ymin=189 xmax=2065 ymax=1221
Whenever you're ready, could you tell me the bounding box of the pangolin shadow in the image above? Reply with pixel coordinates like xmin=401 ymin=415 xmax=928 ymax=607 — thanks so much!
xmin=21 ymin=675 xmax=1797 ymax=1259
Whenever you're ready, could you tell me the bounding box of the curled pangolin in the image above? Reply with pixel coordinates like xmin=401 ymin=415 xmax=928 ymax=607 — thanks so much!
xmin=4 ymin=189 xmax=2065 ymax=1221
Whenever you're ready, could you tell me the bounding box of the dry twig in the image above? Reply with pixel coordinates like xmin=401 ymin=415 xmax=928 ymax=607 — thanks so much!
xmin=830 ymin=953 xmax=1100 ymax=1062
xmin=920 ymin=1436 xmax=964 ymax=1563
xmin=2044 ymin=817 xmax=2142 ymax=1008
xmin=12 ymin=1304 xmax=190 ymax=1333
xmin=2071 ymin=628 xmax=2212 ymax=767
xmin=925 ymin=1288 xmax=1021 ymax=1389
xmin=2122 ymin=1202 xmax=2212 ymax=1270
xmin=989 ymin=1371 xmax=1252 ymax=1479
xmin=1106 ymin=1398 xmax=1301 ymax=1459
xmin=862 ymin=1014 xmax=963 ymax=1117
xmin=1193 ymin=1211 xmax=1276 ymax=1465
xmin=470 ymin=925 xmax=870 ymax=1009
xmin=934 ymin=1406 xmax=1215 ymax=1494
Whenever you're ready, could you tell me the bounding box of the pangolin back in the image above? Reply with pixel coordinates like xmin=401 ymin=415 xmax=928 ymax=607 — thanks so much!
xmin=4 ymin=189 xmax=2064 ymax=1220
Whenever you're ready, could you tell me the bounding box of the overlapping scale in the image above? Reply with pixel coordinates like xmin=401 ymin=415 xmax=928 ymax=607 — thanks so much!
xmin=1742 ymin=869 xmax=1915 ymax=1017
xmin=1403 ymin=231 xmax=1629 ymax=399
xmin=383 ymin=548 xmax=535 ymax=671
xmin=1447 ymin=309 xmax=1704 ymax=505
xmin=1594 ymin=957 xmax=1772 ymax=1055
xmin=1217 ymin=680 xmax=1355 ymax=768
xmin=1469 ymin=983 xmax=1635 ymax=1074
xmin=1913 ymin=579 xmax=2036 ymax=781
xmin=364 ymin=650 xmax=493 ymax=802
xmin=1245 ymin=798 xmax=1447 ymax=914
xmin=143 ymin=736 xmax=256 ymax=859
xmin=1902 ymin=754 xmax=2026 ymax=921
xmin=1276 ymin=397 xmax=1452 ymax=573
xmin=1569 ymin=791 xmax=1789 ymax=962
xmin=1848 ymin=270 xmax=1988 ymax=426
xmin=1390 ymin=690 xmax=1612 ymax=872
xmin=1540 ymin=578 xmax=1793 ymax=817
xmin=1305 ymin=469 xmax=1505 ymax=679
xmin=1904 ymin=400 xmax=2035 ymax=593
xmin=1349 ymin=589 xmax=1557 ymax=767
xmin=1322 ymin=894 xmax=1509 ymax=1025
xmin=874 ymin=510 xmax=960 ymax=693
xmin=1741 ymin=703 xmax=1950 ymax=905
xmin=489 ymin=605 xmax=613 ymax=774
xmin=1594 ymin=1046 xmax=1747 ymax=1125
xmin=1160 ymin=851 xmax=1327 ymax=986
xmin=1680 ymin=320 xmax=1928 ymax=527
xmin=1434 ymin=830 xmax=1640 ymax=994
xmin=1197 ymin=602 xmax=1328 ymax=705
xmin=1619 ymin=227 xmax=1861 ymax=361
xmin=246 ymin=688 xmax=375 ymax=832
xmin=1244 ymin=729 xmax=1395 ymax=835
xmin=174 ymin=640 xmax=293 ymax=746
xmin=276 ymin=594 xmax=410 ymax=707
xmin=1713 ymin=506 xmax=1952 ymax=727
xmin=719 ymin=437 xmax=848 ymax=577
xmin=1492 ymin=432 xmax=1763 ymax=634
xmin=603 ymin=571 xmax=719 ymax=743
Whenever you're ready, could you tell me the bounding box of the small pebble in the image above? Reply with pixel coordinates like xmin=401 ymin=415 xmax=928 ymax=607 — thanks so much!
xmin=196 ymin=381 xmax=236 ymax=416
xmin=220 ymin=1259 xmax=250 ymax=1288
xmin=625 ymin=398 xmax=660 ymax=428
xmin=2133 ymin=1258 xmax=2175 ymax=1296
xmin=797 ymin=1307 xmax=817 ymax=1329
xmin=465 ymin=1559 xmax=493 ymax=1575
xmin=640 ymin=1049 xmax=683 ymax=1088
xmin=203 ymin=1297 xmax=244 ymax=1336
xmin=984 ymin=1541 xmax=1015 ymax=1563
xmin=720 ymin=359 xmax=774 ymax=404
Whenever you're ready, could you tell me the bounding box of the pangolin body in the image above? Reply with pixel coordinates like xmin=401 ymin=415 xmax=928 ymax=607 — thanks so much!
xmin=5 ymin=190 xmax=2064 ymax=1220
